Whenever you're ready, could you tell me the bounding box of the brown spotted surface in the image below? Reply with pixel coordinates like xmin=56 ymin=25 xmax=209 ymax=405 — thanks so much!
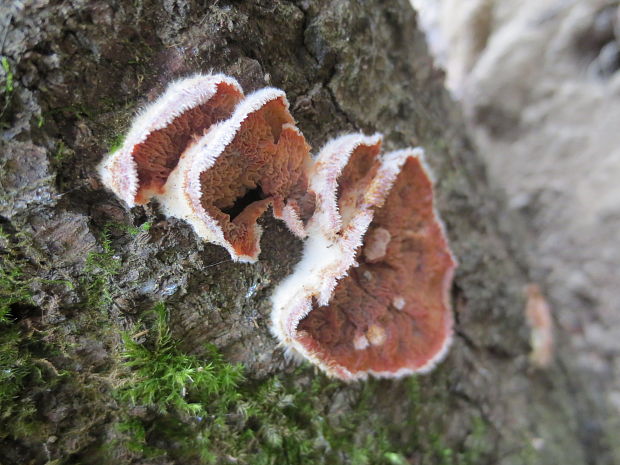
xmin=336 ymin=143 xmax=382 ymax=228
xmin=132 ymin=82 xmax=244 ymax=203
xmin=297 ymin=157 xmax=456 ymax=376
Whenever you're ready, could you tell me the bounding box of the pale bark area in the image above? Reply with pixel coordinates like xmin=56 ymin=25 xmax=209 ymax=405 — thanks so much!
xmin=0 ymin=1 xmax=613 ymax=464
xmin=412 ymin=1 xmax=620 ymax=463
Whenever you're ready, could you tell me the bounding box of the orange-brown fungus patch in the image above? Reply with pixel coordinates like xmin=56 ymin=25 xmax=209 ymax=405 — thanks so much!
xmin=132 ymin=82 xmax=244 ymax=203
xmin=297 ymin=157 xmax=455 ymax=375
xmin=199 ymin=98 xmax=313 ymax=258
xmin=336 ymin=143 xmax=381 ymax=229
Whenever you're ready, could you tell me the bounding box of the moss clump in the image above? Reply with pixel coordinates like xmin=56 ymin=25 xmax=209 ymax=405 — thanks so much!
xmin=117 ymin=302 xmax=243 ymax=416
xmin=107 ymin=132 xmax=125 ymax=153
xmin=112 ymin=302 xmax=244 ymax=462
xmin=0 ymin=317 xmax=62 ymax=442
xmin=0 ymin=227 xmax=59 ymax=440
xmin=0 ymin=319 xmax=35 ymax=430
xmin=112 ymin=303 xmax=420 ymax=464
xmin=418 ymin=413 xmax=491 ymax=465
xmin=51 ymin=140 xmax=75 ymax=167
xmin=0 ymin=227 xmax=33 ymax=322
xmin=0 ymin=56 xmax=14 ymax=127
xmin=0 ymin=227 xmax=32 ymax=412
xmin=111 ymin=220 xmax=152 ymax=237
xmin=83 ymin=226 xmax=122 ymax=311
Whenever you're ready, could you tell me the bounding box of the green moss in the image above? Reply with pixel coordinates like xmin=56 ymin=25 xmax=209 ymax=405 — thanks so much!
xmin=0 ymin=228 xmax=33 ymax=322
xmin=111 ymin=303 xmax=433 ymax=465
xmin=1 ymin=57 xmax=14 ymax=93
xmin=107 ymin=132 xmax=125 ymax=153
xmin=0 ymin=233 xmax=58 ymax=440
xmin=0 ymin=322 xmax=31 ymax=415
xmin=112 ymin=303 xmax=244 ymax=462
xmin=0 ymin=56 xmax=14 ymax=126
xmin=425 ymin=415 xmax=490 ymax=465
xmin=117 ymin=302 xmax=243 ymax=416
xmin=110 ymin=220 xmax=152 ymax=237
xmin=0 ymin=321 xmax=60 ymax=441
xmin=48 ymin=102 xmax=95 ymax=120
xmin=52 ymin=140 xmax=75 ymax=167
xmin=82 ymin=226 xmax=122 ymax=311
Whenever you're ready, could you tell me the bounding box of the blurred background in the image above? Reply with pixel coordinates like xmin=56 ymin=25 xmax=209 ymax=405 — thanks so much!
xmin=411 ymin=0 xmax=620 ymax=437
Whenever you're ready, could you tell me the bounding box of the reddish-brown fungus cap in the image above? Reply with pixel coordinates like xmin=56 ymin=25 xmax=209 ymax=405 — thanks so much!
xmin=298 ymin=151 xmax=456 ymax=378
xmin=160 ymin=88 xmax=313 ymax=262
xmin=98 ymin=74 xmax=244 ymax=206
xmin=272 ymin=147 xmax=456 ymax=380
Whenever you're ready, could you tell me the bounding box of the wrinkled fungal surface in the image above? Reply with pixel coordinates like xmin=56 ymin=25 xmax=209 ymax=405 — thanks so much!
xmin=160 ymin=89 xmax=314 ymax=262
xmin=197 ymin=99 xmax=313 ymax=255
xmin=270 ymin=134 xmax=389 ymax=347
xmin=307 ymin=134 xmax=383 ymax=244
xmin=133 ymin=83 xmax=244 ymax=204
xmin=99 ymin=77 xmax=315 ymax=263
xmin=98 ymin=74 xmax=244 ymax=206
xmin=297 ymin=152 xmax=456 ymax=379
xmin=270 ymin=137 xmax=455 ymax=380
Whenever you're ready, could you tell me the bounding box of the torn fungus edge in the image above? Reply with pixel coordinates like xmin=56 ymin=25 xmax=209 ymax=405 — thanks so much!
xmin=159 ymin=88 xmax=298 ymax=263
xmin=271 ymin=146 xmax=457 ymax=381
xmin=97 ymin=73 xmax=243 ymax=207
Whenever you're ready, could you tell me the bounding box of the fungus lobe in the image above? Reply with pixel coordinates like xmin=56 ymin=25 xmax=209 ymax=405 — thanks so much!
xmin=160 ymin=88 xmax=314 ymax=262
xmin=272 ymin=140 xmax=456 ymax=380
xmin=98 ymin=74 xmax=244 ymax=206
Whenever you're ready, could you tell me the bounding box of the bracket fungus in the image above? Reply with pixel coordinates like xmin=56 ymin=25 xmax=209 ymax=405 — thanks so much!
xmin=98 ymin=75 xmax=314 ymax=262
xmin=98 ymin=74 xmax=457 ymax=380
xmin=271 ymin=136 xmax=456 ymax=380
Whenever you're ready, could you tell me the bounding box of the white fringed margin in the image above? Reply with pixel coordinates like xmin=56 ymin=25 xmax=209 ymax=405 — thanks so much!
xmin=98 ymin=74 xmax=243 ymax=207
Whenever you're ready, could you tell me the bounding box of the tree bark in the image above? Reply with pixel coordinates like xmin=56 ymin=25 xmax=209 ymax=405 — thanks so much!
xmin=0 ymin=1 xmax=613 ymax=464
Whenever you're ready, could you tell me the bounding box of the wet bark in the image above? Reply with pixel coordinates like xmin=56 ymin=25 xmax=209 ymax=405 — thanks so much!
xmin=0 ymin=1 xmax=613 ymax=464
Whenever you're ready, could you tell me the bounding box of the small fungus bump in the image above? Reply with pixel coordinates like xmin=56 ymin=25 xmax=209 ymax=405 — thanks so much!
xmin=392 ymin=296 xmax=406 ymax=310
xmin=363 ymin=227 xmax=391 ymax=263
xmin=366 ymin=324 xmax=387 ymax=347
xmin=525 ymin=284 xmax=554 ymax=368
xmin=353 ymin=333 xmax=370 ymax=351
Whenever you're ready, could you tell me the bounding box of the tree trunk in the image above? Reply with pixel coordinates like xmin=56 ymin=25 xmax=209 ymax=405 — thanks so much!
xmin=0 ymin=1 xmax=613 ymax=464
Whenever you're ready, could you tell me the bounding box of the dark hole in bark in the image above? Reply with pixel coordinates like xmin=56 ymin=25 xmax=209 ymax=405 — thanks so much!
xmin=9 ymin=303 xmax=41 ymax=322
xmin=222 ymin=187 xmax=264 ymax=220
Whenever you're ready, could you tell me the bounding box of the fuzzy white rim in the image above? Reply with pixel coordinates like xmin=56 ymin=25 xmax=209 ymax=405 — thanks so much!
xmin=159 ymin=88 xmax=291 ymax=263
xmin=271 ymin=146 xmax=457 ymax=381
xmin=98 ymin=73 xmax=243 ymax=207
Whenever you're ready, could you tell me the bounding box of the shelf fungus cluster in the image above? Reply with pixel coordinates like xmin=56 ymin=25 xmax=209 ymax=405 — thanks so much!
xmin=98 ymin=74 xmax=457 ymax=380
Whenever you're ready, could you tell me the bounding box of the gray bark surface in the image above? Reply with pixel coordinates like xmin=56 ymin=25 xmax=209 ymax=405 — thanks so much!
xmin=0 ymin=1 xmax=612 ymax=464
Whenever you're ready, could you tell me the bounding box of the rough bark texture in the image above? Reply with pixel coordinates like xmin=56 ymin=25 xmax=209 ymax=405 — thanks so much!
xmin=0 ymin=1 xmax=612 ymax=464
